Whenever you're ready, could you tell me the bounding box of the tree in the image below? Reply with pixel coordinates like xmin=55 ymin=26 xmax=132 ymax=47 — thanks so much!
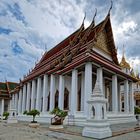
xmin=50 ymin=107 xmax=68 ymax=125
xmin=24 ymin=109 xmax=40 ymax=123
xmin=135 ymin=106 xmax=140 ymax=115
xmin=3 ymin=112 xmax=9 ymax=120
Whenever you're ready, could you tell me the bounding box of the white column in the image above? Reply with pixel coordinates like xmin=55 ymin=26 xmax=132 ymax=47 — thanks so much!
xmin=49 ymin=74 xmax=55 ymax=111
xmin=31 ymin=80 xmax=36 ymax=110
xmin=42 ymin=74 xmax=49 ymax=113
xmin=58 ymin=75 xmax=64 ymax=110
xmin=1 ymin=99 xmax=4 ymax=116
xmin=97 ymin=67 xmax=103 ymax=94
xmin=26 ymin=82 xmax=31 ymax=111
xmin=15 ymin=93 xmax=18 ymax=112
xmin=81 ymin=72 xmax=85 ymax=111
xmin=22 ymin=84 xmax=26 ymax=113
xmin=84 ymin=62 xmax=92 ymax=116
xmin=112 ymin=75 xmax=118 ymax=113
xmin=124 ymin=80 xmax=129 ymax=113
xmin=18 ymin=89 xmax=22 ymax=114
xmin=70 ymin=69 xmax=78 ymax=115
xmin=129 ymin=82 xmax=134 ymax=114
xmin=36 ymin=77 xmax=41 ymax=111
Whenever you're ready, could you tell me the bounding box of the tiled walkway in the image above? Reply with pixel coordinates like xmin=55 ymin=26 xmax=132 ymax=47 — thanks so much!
xmin=0 ymin=120 xmax=140 ymax=140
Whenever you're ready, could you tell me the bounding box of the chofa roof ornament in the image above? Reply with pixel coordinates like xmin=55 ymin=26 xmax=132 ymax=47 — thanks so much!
xmin=108 ymin=0 xmax=113 ymax=16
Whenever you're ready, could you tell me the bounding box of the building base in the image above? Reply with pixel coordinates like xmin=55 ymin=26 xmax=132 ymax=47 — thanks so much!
xmin=49 ymin=125 xmax=64 ymax=129
xmin=82 ymin=120 xmax=112 ymax=139
xmin=7 ymin=118 xmax=18 ymax=123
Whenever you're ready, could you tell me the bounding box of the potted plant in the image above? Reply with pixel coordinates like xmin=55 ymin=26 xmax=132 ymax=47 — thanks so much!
xmin=3 ymin=112 xmax=9 ymax=120
xmin=49 ymin=107 xmax=68 ymax=129
xmin=24 ymin=109 xmax=40 ymax=128
xmin=134 ymin=106 xmax=140 ymax=125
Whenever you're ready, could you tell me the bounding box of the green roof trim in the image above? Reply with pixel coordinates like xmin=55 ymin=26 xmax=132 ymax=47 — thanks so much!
xmin=0 ymin=83 xmax=7 ymax=90
xmin=8 ymin=83 xmax=18 ymax=90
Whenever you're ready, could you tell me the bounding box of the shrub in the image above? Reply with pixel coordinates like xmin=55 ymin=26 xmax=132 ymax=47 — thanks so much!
xmin=3 ymin=112 xmax=9 ymax=120
xmin=135 ymin=106 xmax=140 ymax=115
xmin=25 ymin=109 xmax=40 ymax=123
xmin=50 ymin=107 xmax=68 ymax=118
xmin=23 ymin=110 xmax=28 ymax=115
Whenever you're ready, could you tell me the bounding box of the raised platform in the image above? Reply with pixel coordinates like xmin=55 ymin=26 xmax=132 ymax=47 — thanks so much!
xmin=17 ymin=112 xmax=136 ymax=126
xmin=49 ymin=125 xmax=64 ymax=129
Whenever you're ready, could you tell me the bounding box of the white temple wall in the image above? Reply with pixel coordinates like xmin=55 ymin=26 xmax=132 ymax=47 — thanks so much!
xmin=93 ymin=47 xmax=112 ymax=61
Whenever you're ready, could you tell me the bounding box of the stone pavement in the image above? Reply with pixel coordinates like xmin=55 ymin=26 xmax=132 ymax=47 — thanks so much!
xmin=0 ymin=120 xmax=140 ymax=140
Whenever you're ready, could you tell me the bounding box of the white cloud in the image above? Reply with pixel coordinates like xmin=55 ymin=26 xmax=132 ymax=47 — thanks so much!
xmin=0 ymin=0 xmax=140 ymax=82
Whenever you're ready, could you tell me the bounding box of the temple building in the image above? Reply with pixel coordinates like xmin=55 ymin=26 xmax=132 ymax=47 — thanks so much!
xmin=134 ymin=81 xmax=140 ymax=107
xmin=0 ymin=81 xmax=19 ymax=118
xmin=119 ymin=53 xmax=140 ymax=109
xmin=16 ymin=9 xmax=138 ymax=132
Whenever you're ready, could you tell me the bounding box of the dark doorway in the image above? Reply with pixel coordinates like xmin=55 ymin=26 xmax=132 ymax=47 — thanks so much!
xmin=64 ymin=88 xmax=69 ymax=110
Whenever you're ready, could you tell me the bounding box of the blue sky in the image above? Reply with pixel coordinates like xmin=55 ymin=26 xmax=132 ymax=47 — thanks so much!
xmin=0 ymin=0 xmax=140 ymax=82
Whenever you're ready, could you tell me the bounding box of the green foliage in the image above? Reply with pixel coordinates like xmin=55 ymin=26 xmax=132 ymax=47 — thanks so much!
xmin=24 ymin=109 xmax=40 ymax=123
xmin=3 ymin=112 xmax=9 ymax=120
xmin=23 ymin=110 xmax=28 ymax=115
xmin=0 ymin=83 xmax=7 ymax=90
xmin=50 ymin=107 xmax=68 ymax=118
xmin=27 ymin=109 xmax=40 ymax=116
xmin=135 ymin=106 xmax=140 ymax=114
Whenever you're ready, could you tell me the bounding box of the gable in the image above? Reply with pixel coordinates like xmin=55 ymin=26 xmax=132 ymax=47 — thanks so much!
xmin=91 ymin=16 xmax=119 ymax=65
xmin=93 ymin=30 xmax=113 ymax=61
xmin=95 ymin=30 xmax=111 ymax=55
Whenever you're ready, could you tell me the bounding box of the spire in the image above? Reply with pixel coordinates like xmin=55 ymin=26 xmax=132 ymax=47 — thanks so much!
xmin=90 ymin=8 xmax=97 ymax=28
xmin=122 ymin=44 xmax=125 ymax=58
xmin=82 ymin=12 xmax=86 ymax=27
xmin=120 ymin=45 xmax=131 ymax=69
xmin=69 ymin=13 xmax=85 ymax=47
xmin=108 ymin=0 xmax=113 ymax=16
xmin=89 ymin=8 xmax=97 ymax=29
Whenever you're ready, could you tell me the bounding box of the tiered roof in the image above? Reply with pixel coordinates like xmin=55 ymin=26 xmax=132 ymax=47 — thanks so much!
xmin=0 ymin=81 xmax=19 ymax=99
xmin=22 ymin=10 xmax=137 ymax=83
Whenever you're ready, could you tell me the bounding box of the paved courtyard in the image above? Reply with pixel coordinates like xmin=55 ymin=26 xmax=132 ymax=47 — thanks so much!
xmin=0 ymin=121 xmax=140 ymax=140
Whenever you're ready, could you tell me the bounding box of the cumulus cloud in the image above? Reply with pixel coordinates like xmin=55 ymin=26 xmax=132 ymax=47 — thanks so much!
xmin=0 ymin=0 xmax=140 ymax=82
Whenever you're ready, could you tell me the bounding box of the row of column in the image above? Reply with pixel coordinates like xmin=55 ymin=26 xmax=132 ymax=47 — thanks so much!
xmin=17 ymin=63 xmax=91 ymax=116
xmin=17 ymin=62 xmax=135 ymax=116
xmin=111 ymin=75 xmax=134 ymax=113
